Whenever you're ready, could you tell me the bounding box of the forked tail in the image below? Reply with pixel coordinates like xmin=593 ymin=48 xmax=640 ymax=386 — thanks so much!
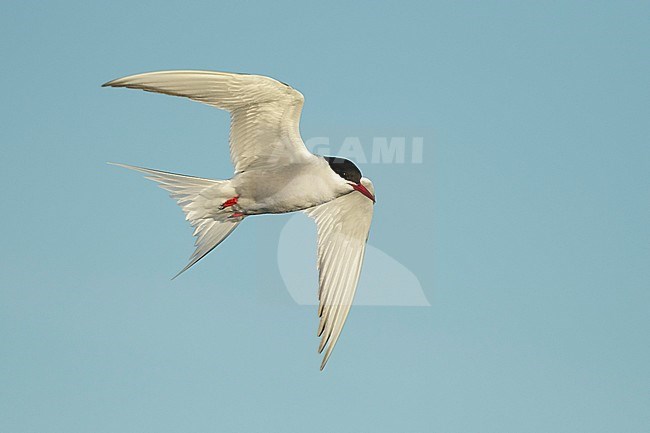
xmin=109 ymin=163 xmax=242 ymax=278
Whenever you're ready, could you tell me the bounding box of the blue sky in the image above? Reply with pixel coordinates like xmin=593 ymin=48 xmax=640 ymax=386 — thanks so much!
xmin=1 ymin=1 xmax=648 ymax=432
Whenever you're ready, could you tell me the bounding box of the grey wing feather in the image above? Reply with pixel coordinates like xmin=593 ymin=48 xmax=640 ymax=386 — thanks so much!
xmin=103 ymin=70 xmax=311 ymax=173
xmin=304 ymin=180 xmax=375 ymax=369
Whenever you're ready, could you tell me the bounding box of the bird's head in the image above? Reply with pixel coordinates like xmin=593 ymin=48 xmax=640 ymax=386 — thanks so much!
xmin=324 ymin=156 xmax=375 ymax=203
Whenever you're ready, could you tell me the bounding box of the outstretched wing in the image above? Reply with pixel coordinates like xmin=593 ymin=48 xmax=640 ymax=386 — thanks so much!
xmin=103 ymin=70 xmax=312 ymax=173
xmin=304 ymin=179 xmax=375 ymax=370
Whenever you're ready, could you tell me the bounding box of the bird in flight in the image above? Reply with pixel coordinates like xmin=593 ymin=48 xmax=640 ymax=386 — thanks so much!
xmin=104 ymin=70 xmax=376 ymax=370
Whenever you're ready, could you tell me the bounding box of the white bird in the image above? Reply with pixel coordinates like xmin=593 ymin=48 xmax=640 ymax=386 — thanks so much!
xmin=104 ymin=70 xmax=376 ymax=370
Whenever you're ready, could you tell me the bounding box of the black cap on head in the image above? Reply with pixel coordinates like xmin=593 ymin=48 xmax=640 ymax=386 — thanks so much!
xmin=324 ymin=156 xmax=362 ymax=184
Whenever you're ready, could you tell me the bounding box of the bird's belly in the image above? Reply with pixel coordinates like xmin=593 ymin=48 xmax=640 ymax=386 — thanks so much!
xmin=239 ymin=185 xmax=330 ymax=214
xmin=233 ymin=169 xmax=341 ymax=215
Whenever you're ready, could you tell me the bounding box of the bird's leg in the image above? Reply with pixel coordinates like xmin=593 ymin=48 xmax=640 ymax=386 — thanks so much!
xmin=230 ymin=212 xmax=244 ymax=218
xmin=220 ymin=195 xmax=239 ymax=209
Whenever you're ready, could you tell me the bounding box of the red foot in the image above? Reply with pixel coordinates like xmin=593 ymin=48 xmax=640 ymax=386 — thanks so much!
xmin=230 ymin=212 xmax=244 ymax=218
xmin=220 ymin=195 xmax=239 ymax=209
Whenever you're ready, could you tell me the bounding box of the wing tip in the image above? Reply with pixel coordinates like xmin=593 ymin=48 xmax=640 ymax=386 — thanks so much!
xmin=107 ymin=162 xmax=142 ymax=172
xmin=102 ymin=74 xmax=139 ymax=88
xmin=171 ymin=267 xmax=184 ymax=280
xmin=320 ymin=352 xmax=332 ymax=371
xmin=102 ymin=78 xmax=122 ymax=88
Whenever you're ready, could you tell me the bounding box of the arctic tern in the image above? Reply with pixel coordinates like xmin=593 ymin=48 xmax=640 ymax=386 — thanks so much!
xmin=104 ymin=70 xmax=376 ymax=369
